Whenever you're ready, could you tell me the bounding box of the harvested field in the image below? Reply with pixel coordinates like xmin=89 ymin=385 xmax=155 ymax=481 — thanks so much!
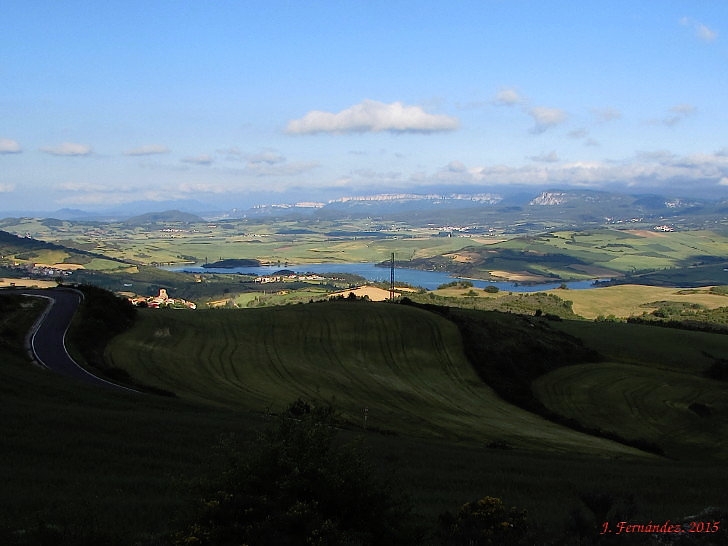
xmin=550 ymin=284 xmax=728 ymax=319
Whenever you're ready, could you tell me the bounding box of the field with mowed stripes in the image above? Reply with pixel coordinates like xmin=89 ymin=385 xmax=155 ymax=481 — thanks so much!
xmin=106 ymin=301 xmax=651 ymax=457
xmin=533 ymin=362 xmax=728 ymax=459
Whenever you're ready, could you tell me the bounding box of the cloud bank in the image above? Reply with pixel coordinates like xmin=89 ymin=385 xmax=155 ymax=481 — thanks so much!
xmin=286 ymin=100 xmax=459 ymax=134
xmin=426 ymin=149 xmax=728 ymax=191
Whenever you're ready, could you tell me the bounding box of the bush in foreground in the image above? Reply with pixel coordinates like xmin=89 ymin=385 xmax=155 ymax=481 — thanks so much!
xmin=172 ymin=402 xmax=419 ymax=545
xmin=437 ymin=496 xmax=529 ymax=545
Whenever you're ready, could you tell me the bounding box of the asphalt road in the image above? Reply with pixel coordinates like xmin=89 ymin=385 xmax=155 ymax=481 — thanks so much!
xmin=14 ymin=287 xmax=136 ymax=392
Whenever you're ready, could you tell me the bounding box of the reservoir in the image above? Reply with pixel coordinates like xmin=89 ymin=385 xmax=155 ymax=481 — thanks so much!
xmin=167 ymin=262 xmax=605 ymax=292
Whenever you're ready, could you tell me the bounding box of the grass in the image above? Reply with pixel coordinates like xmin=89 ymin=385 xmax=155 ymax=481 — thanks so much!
xmin=0 ymin=295 xmax=255 ymax=542
xmin=553 ymin=319 xmax=728 ymax=373
xmin=3 ymin=292 xmax=728 ymax=543
xmin=533 ymin=319 xmax=728 ymax=459
xmin=548 ymin=284 xmax=728 ymax=319
xmin=105 ymin=302 xmax=641 ymax=455
xmin=433 ymin=229 xmax=728 ymax=283
xmin=533 ymin=362 xmax=728 ymax=459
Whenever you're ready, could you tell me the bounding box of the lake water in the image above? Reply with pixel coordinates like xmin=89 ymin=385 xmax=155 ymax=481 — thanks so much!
xmin=167 ymin=262 xmax=607 ymax=292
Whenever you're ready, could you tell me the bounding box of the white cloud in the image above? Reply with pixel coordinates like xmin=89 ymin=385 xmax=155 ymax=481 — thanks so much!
xmin=568 ymin=128 xmax=589 ymax=139
xmin=352 ymin=168 xmax=403 ymax=182
xmin=529 ymin=151 xmax=560 ymax=163
xmin=0 ymin=183 xmax=15 ymax=192
xmin=123 ymin=144 xmax=170 ymax=156
xmin=681 ymin=17 xmax=718 ymax=42
xmin=176 ymin=182 xmax=229 ymax=194
xmin=53 ymin=181 xmax=138 ymax=206
xmin=592 ymin=107 xmax=621 ymax=122
xmin=181 ymin=154 xmax=214 ymax=165
xmin=243 ymin=160 xmax=319 ymax=177
xmin=660 ymin=103 xmax=696 ymax=127
xmin=57 ymin=182 xmax=110 ymax=192
xmin=670 ymin=104 xmax=696 ymax=116
xmin=696 ymin=24 xmax=718 ymax=42
xmin=217 ymin=148 xmax=287 ymax=165
xmin=527 ymin=106 xmax=567 ymax=133
xmin=40 ymin=142 xmax=93 ymax=156
xmin=56 ymin=190 xmax=162 ymax=206
xmin=247 ymin=151 xmax=285 ymax=165
xmin=0 ymin=138 xmax=22 ymax=154
xmin=54 ymin=181 xmax=182 ymax=207
xmin=286 ymin=99 xmax=459 ymax=134
xmin=493 ymin=88 xmax=523 ymax=106
xmin=217 ymin=147 xmax=245 ymax=160
xmin=445 ymin=160 xmax=467 ymax=173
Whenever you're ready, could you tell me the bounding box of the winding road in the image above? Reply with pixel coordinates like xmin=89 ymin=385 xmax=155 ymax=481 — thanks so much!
xmin=14 ymin=287 xmax=137 ymax=392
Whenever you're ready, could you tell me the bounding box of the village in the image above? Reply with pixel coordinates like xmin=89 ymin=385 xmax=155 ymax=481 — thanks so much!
xmin=127 ymin=288 xmax=197 ymax=309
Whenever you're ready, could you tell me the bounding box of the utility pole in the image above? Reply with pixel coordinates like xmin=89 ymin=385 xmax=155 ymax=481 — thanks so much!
xmin=389 ymin=252 xmax=395 ymax=300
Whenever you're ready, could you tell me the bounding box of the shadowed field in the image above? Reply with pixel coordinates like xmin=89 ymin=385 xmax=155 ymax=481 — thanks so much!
xmin=533 ymin=362 xmax=728 ymax=459
xmin=106 ymin=301 xmax=648 ymax=456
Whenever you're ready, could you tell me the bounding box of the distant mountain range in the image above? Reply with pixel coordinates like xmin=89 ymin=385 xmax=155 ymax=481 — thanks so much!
xmin=235 ymin=189 xmax=728 ymax=229
xmin=2 ymin=189 xmax=728 ymax=227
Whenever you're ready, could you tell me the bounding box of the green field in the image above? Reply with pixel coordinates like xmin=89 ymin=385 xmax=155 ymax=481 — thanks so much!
xmin=533 ymin=362 xmax=728 ymax=459
xmin=105 ymin=302 xmax=644 ymax=455
xmin=3 ymin=293 xmax=728 ymax=543
xmin=0 ymin=216 xmax=471 ymax=268
xmin=424 ymin=228 xmax=728 ymax=283
xmin=103 ymin=299 xmax=728 ymax=463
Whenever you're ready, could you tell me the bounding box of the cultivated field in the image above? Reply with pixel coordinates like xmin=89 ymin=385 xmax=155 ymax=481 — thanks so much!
xmin=105 ymin=302 xmax=647 ymax=456
xmin=417 ymin=228 xmax=728 ymax=283
xmin=548 ymin=284 xmax=728 ymax=319
xmin=533 ymin=362 xmax=728 ymax=459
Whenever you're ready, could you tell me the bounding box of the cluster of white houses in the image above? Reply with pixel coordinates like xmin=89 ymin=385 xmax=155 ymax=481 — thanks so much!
xmin=254 ymin=273 xmax=327 ymax=284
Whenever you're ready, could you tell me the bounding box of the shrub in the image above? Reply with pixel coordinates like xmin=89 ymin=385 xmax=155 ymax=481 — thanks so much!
xmin=172 ymin=403 xmax=419 ymax=545
xmin=437 ymin=496 xmax=528 ymax=545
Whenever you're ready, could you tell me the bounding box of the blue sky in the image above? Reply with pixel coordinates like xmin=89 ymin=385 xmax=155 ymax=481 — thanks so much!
xmin=1 ymin=1 xmax=727 ymax=212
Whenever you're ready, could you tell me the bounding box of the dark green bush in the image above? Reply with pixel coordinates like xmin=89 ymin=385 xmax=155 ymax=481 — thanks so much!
xmin=437 ymin=496 xmax=529 ymax=545
xmin=172 ymin=403 xmax=419 ymax=545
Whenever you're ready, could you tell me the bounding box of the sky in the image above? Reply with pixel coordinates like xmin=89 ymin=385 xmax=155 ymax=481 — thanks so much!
xmin=1 ymin=0 xmax=728 ymax=213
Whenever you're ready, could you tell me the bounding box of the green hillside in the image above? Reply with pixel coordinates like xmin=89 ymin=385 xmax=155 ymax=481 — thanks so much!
xmin=538 ymin=320 xmax=728 ymax=459
xmin=413 ymin=228 xmax=728 ymax=284
xmin=0 ymin=228 xmax=128 ymax=270
xmin=4 ymin=292 xmax=728 ymax=543
xmin=106 ymin=301 xmax=652 ymax=457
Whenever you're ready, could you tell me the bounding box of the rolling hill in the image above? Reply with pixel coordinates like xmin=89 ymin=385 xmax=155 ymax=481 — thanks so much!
xmin=105 ymin=299 xmax=728 ymax=459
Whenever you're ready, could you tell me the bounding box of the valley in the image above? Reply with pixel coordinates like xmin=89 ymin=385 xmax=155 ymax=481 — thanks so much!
xmin=2 ymin=190 xmax=728 ymax=544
